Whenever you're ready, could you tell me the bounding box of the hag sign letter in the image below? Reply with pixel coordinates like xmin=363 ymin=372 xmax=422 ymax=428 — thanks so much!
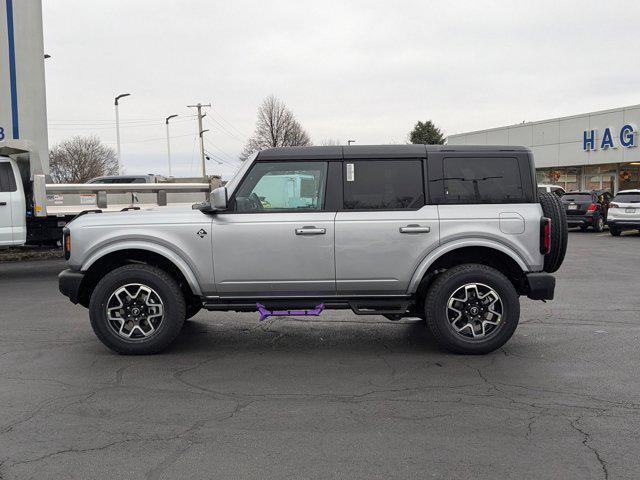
xmin=583 ymin=125 xmax=637 ymax=151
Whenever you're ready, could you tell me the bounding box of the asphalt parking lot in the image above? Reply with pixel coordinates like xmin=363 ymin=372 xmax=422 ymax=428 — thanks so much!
xmin=1 ymin=230 xmax=639 ymax=480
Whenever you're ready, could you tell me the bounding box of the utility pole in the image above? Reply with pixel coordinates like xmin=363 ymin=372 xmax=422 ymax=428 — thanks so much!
xmin=114 ymin=93 xmax=131 ymax=175
xmin=187 ymin=102 xmax=211 ymax=178
xmin=165 ymin=114 xmax=178 ymax=176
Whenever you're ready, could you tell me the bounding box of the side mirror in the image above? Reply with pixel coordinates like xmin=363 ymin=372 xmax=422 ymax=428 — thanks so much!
xmin=211 ymin=186 xmax=228 ymax=210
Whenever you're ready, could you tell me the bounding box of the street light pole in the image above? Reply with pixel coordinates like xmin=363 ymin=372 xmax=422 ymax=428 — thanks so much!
xmin=165 ymin=114 xmax=178 ymax=176
xmin=114 ymin=93 xmax=131 ymax=175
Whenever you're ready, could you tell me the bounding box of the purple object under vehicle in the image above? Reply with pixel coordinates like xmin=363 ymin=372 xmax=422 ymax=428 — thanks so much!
xmin=256 ymin=303 xmax=325 ymax=321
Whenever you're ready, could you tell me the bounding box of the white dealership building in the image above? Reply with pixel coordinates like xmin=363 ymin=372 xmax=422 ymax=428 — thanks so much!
xmin=446 ymin=104 xmax=640 ymax=193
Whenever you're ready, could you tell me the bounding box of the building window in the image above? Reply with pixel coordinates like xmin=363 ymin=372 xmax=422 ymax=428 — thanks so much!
xmin=619 ymin=164 xmax=640 ymax=191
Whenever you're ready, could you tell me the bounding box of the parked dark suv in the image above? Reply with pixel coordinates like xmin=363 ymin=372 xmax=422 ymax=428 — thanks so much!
xmin=562 ymin=190 xmax=612 ymax=232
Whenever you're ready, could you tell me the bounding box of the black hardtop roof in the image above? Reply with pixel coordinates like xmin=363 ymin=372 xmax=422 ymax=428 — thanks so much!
xmin=255 ymin=144 xmax=530 ymax=160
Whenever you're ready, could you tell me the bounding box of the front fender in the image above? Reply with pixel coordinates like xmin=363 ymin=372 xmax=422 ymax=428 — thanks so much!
xmin=81 ymin=240 xmax=203 ymax=296
xmin=406 ymin=239 xmax=529 ymax=294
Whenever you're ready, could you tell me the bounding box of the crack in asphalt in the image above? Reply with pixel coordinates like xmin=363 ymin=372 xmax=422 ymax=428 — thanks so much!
xmin=569 ymin=417 xmax=609 ymax=480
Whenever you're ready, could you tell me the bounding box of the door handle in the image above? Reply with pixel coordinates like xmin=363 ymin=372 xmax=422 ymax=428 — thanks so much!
xmin=399 ymin=224 xmax=430 ymax=234
xmin=0 ymin=202 xmax=6 ymax=206
xmin=295 ymin=226 xmax=326 ymax=235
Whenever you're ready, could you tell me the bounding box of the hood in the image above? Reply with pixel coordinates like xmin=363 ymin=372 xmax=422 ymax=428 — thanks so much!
xmin=69 ymin=205 xmax=208 ymax=229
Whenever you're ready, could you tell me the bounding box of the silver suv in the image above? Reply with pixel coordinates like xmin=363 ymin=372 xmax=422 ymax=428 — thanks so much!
xmin=59 ymin=145 xmax=567 ymax=355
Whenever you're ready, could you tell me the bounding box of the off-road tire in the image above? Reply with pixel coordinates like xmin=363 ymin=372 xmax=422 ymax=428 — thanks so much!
xmin=538 ymin=191 xmax=568 ymax=273
xmin=89 ymin=264 xmax=186 ymax=354
xmin=425 ymin=264 xmax=520 ymax=355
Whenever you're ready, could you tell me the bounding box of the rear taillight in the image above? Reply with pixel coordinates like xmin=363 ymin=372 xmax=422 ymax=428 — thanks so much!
xmin=587 ymin=203 xmax=597 ymax=212
xmin=63 ymin=228 xmax=71 ymax=260
xmin=610 ymin=203 xmax=620 ymax=209
xmin=540 ymin=217 xmax=551 ymax=255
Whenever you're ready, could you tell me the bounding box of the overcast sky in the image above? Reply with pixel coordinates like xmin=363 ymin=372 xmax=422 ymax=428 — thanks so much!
xmin=42 ymin=0 xmax=640 ymax=179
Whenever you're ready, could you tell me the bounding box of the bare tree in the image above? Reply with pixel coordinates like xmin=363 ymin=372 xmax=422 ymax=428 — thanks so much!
xmin=321 ymin=138 xmax=342 ymax=146
xmin=240 ymin=95 xmax=312 ymax=160
xmin=49 ymin=135 xmax=119 ymax=183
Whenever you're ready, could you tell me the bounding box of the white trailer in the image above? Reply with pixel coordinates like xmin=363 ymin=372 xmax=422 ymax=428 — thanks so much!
xmin=0 ymin=2 xmax=214 ymax=247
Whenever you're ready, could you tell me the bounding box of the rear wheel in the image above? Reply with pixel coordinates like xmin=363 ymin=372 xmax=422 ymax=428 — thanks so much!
xmin=594 ymin=216 xmax=605 ymax=232
xmin=424 ymin=264 xmax=520 ymax=355
xmin=538 ymin=191 xmax=568 ymax=273
xmin=610 ymin=227 xmax=622 ymax=237
xmin=89 ymin=264 xmax=186 ymax=354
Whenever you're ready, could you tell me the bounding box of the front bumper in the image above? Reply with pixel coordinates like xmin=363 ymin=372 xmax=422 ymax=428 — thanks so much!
xmin=58 ymin=269 xmax=84 ymax=304
xmin=525 ymin=273 xmax=555 ymax=301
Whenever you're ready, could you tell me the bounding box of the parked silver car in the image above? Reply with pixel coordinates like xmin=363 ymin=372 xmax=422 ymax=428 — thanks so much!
xmin=608 ymin=189 xmax=640 ymax=236
xmin=59 ymin=145 xmax=567 ymax=355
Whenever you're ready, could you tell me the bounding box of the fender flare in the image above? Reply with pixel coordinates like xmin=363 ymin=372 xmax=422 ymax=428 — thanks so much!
xmin=82 ymin=240 xmax=203 ymax=296
xmin=407 ymin=239 xmax=528 ymax=294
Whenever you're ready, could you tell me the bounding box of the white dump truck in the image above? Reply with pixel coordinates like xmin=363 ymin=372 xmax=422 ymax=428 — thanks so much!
xmin=0 ymin=154 xmax=214 ymax=246
xmin=0 ymin=1 xmax=213 ymax=247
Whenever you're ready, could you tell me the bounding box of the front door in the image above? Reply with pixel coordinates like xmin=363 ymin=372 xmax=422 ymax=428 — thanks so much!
xmin=212 ymin=160 xmax=336 ymax=297
xmin=0 ymin=162 xmax=16 ymax=246
xmin=335 ymin=159 xmax=440 ymax=295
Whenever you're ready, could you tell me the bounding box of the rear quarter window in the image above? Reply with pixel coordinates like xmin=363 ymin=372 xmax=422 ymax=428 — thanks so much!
xmin=442 ymin=157 xmax=524 ymax=204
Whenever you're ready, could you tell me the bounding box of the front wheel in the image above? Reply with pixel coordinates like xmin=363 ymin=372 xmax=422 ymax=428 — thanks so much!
xmin=89 ymin=264 xmax=186 ymax=354
xmin=424 ymin=264 xmax=520 ymax=355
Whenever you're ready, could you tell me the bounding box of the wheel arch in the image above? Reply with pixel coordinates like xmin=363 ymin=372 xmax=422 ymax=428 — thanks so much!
xmin=78 ymin=244 xmax=202 ymax=308
xmin=408 ymin=240 xmax=528 ymax=296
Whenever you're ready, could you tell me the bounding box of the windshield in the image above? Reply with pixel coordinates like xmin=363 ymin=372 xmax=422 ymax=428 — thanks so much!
xmin=613 ymin=192 xmax=640 ymax=203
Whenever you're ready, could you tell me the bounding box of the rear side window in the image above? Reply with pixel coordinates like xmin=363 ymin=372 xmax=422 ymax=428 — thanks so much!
xmin=343 ymin=160 xmax=425 ymax=210
xmin=0 ymin=163 xmax=17 ymax=192
xmin=442 ymin=157 xmax=524 ymax=204
xmin=613 ymin=192 xmax=640 ymax=203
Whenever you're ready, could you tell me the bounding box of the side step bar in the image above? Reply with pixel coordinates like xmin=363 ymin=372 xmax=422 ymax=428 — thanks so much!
xmin=203 ymin=296 xmax=413 ymax=317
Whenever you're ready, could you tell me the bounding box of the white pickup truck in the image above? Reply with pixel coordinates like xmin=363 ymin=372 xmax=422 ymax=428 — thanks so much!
xmin=0 ymin=154 xmax=214 ymax=247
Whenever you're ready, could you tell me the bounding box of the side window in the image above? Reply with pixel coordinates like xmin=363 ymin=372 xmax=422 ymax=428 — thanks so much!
xmin=0 ymin=163 xmax=17 ymax=192
xmin=232 ymin=161 xmax=328 ymax=213
xmin=443 ymin=157 xmax=524 ymax=204
xmin=343 ymin=160 xmax=425 ymax=210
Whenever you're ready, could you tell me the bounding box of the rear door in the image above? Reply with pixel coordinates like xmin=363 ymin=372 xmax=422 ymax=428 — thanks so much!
xmin=335 ymin=156 xmax=439 ymax=295
xmin=0 ymin=161 xmax=17 ymax=245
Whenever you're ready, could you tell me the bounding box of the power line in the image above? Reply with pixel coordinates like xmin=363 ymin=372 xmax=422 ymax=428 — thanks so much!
xmin=211 ymin=108 xmax=251 ymax=138
xmin=203 ymin=137 xmax=239 ymax=163
xmin=203 ymin=115 xmax=246 ymax=144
